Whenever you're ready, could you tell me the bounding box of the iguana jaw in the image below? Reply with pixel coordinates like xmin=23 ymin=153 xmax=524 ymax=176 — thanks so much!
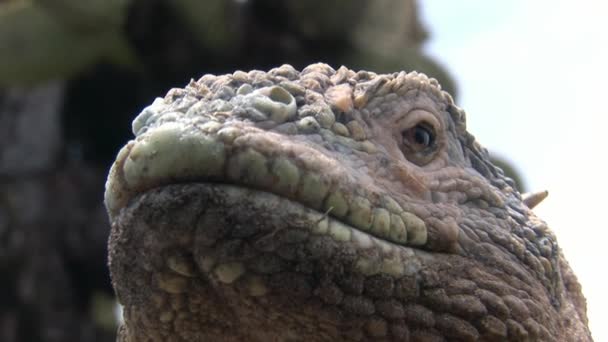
xmin=126 ymin=183 xmax=426 ymax=281
xmin=110 ymin=183 xmax=431 ymax=340
xmin=105 ymin=120 xmax=434 ymax=251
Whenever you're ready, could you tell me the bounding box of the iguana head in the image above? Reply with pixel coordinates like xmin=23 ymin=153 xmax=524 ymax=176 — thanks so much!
xmin=106 ymin=64 xmax=590 ymax=341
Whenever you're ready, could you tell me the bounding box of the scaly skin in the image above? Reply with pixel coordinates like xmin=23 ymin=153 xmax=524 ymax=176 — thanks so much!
xmin=105 ymin=64 xmax=591 ymax=341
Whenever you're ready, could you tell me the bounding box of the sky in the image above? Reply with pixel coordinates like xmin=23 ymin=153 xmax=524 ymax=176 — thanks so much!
xmin=420 ymin=1 xmax=608 ymax=340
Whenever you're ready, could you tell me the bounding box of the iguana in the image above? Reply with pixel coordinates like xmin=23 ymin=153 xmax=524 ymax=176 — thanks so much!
xmin=105 ymin=64 xmax=592 ymax=341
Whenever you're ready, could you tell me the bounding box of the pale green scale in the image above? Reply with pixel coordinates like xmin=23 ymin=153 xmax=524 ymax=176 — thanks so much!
xmin=159 ymin=311 xmax=174 ymax=323
xmin=166 ymin=255 xmax=195 ymax=277
xmin=156 ymin=273 xmax=189 ymax=294
xmin=389 ymin=213 xmax=408 ymax=244
xmin=380 ymin=195 xmax=403 ymax=214
xmin=401 ymin=212 xmax=428 ymax=245
xmin=376 ymin=239 xmax=394 ymax=254
xmin=371 ymin=208 xmax=391 ymax=237
xmin=278 ymin=81 xmax=305 ymax=97
xmin=334 ymin=134 xmax=361 ymax=150
xmin=123 ymin=123 xmax=226 ymax=188
xmin=105 ymin=143 xmax=132 ymax=213
xmin=185 ymin=134 xmax=227 ymax=176
xmin=314 ymin=106 xmax=335 ymax=128
xmin=297 ymin=116 xmax=321 ymax=134
xmin=331 ymin=122 xmax=349 ymax=136
xmin=250 ymin=86 xmax=296 ymax=124
xmin=244 ymin=276 xmax=268 ymax=297
xmin=351 ymin=229 xmax=373 ymax=249
xmin=323 ymin=191 xmax=349 ymax=218
xmin=311 ymin=216 xmax=329 ymax=235
xmin=217 ymin=126 xmax=242 ymax=144
xmin=328 ymin=221 xmax=352 ymax=242
xmin=347 ymin=196 xmax=373 ymax=231
xmin=346 ymin=120 xmax=366 ymax=141
xmin=297 ymin=172 xmax=330 ymax=210
xmin=236 ymin=84 xmax=253 ymax=95
xmin=227 ymin=148 xmax=269 ymax=186
xmin=198 ymin=120 xmax=223 ymax=134
xmin=270 ymin=157 xmax=301 ymax=195
xmin=359 ymin=141 xmax=377 ymax=153
xmin=381 ymin=257 xmax=405 ymax=277
xmin=131 ymin=97 xmax=166 ymax=135
xmin=214 ymin=262 xmax=245 ymax=284
xmin=355 ymin=257 xmax=381 ymax=276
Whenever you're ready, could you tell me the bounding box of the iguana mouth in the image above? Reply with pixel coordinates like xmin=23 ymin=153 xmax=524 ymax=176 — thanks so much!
xmin=111 ymin=182 xmax=432 ymax=341
xmin=122 ymin=183 xmax=426 ymax=283
xmin=105 ymin=120 xmax=430 ymax=250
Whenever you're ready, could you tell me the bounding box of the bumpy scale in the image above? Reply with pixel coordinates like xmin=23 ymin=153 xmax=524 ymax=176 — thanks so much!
xmin=105 ymin=64 xmax=591 ymax=341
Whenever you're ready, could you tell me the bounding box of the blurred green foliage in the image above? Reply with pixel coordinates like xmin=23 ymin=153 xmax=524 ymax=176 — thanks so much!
xmin=0 ymin=0 xmax=134 ymax=85
xmin=170 ymin=0 xmax=238 ymax=53
xmin=0 ymin=0 xmax=455 ymax=92
xmin=90 ymin=291 xmax=119 ymax=332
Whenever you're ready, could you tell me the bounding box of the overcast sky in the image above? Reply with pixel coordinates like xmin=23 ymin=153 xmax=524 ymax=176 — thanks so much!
xmin=420 ymin=1 xmax=608 ymax=340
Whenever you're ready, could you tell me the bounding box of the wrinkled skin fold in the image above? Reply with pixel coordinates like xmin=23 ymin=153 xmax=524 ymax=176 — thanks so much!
xmin=105 ymin=64 xmax=591 ymax=341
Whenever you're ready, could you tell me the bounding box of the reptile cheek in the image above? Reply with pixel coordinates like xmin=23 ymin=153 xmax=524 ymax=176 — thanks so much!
xmin=393 ymin=165 xmax=429 ymax=197
xmin=424 ymin=216 xmax=460 ymax=252
xmin=378 ymin=159 xmax=461 ymax=253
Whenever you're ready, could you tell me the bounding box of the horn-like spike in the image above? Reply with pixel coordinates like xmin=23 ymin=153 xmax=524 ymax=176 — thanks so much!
xmin=522 ymin=190 xmax=549 ymax=209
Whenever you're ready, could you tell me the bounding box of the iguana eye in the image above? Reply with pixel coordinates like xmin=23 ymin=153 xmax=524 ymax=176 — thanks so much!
xmin=402 ymin=123 xmax=436 ymax=153
xmin=395 ymin=110 xmax=441 ymax=166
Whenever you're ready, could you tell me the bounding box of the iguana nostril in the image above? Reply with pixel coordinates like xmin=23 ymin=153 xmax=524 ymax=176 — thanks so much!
xmin=249 ymin=86 xmax=297 ymax=123
xmin=268 ymin=86 xmax=294 ymax=105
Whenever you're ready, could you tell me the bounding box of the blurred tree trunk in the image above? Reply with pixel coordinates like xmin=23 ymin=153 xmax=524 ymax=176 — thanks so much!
xmin=0 ymin=84 xmax=114 ymax=341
